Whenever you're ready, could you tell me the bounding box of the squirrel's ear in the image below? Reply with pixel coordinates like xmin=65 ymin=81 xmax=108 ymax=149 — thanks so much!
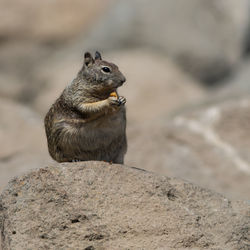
xmin=95 ymin=51 xmax=102 ymax=60
xmin=84 ymin=52 xmax=94 ymax=66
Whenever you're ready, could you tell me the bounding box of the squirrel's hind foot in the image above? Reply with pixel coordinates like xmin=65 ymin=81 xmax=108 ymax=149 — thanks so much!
xmin=71 ymin=159 xmax=81 ymax=162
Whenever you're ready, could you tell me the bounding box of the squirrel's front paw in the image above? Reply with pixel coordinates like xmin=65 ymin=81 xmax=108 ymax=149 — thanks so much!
xmin=118 ymin=96 xmax=126 ymax=105
xmin=109 ymin=96 xmax=126 ymax=106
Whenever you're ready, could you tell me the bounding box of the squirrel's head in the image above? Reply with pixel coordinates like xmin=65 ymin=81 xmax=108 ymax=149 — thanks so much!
xmin=79 ymin=51 xmax=126 ymax=92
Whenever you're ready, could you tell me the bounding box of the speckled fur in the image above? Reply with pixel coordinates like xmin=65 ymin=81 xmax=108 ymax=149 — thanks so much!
xmin=44 ymin=52 xmax=127 ymax=163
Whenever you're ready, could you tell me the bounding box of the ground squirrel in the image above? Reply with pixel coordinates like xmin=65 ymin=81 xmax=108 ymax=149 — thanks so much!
xmin=44 ymin=51 xmax=127 ymax=163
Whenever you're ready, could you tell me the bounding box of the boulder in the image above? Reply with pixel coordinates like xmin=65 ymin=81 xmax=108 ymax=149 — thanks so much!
xmin=83 ymin=0 xmax=250 ymax=83
xmin=0 ymin=162 xmax=249 ymax=249
xmin=0 ymin=98 xmax=51 ymax=192
xmin=126 ymin=96 xmax=250 ymax=200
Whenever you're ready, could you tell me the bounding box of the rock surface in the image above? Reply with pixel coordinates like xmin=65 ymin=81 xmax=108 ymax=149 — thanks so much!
xmin=83 ymin=0 xmax=250 ymax=83
xmin=0 ymin=162 xmax=249 ymax=249
xmin=126 ymin=95 xmax=250 ymax=200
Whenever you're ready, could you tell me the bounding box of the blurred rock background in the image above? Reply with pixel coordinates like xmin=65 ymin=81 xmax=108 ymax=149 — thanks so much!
xmin=1 ymin=0 xmax=250 ymax=202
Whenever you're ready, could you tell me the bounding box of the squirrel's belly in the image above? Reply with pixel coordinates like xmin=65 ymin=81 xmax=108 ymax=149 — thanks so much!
xmin=76 ymin=111 xmax=126 ymax=150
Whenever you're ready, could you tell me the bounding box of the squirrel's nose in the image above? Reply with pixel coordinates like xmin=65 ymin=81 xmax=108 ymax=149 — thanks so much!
xmin=121 ymin=76 xmax=126 ymax=84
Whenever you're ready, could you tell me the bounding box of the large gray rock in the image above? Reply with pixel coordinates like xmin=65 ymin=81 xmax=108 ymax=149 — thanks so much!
xmin=83 ymin=0 xmax=250 ymax=83
xmin=126 ymin=95 xmax=250 ymax=200
xmin=0 ymin=162 xmax=249 ymax=249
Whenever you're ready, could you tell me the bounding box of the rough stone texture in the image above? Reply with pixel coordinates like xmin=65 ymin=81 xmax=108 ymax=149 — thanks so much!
xmin=83 ymin=0 xmax=250 ymax=83
xmin=0 ymin=98 xmax=52 ymax=191
xmin=33 ymin=49 xmax=206 ymax=121
xmin=0 ymin=0 xmax=108 ymax=42
xmin=126 ymin=96 xmax=250 ymax=200
xmin=0 ymin=162 xmax=249 ymax=249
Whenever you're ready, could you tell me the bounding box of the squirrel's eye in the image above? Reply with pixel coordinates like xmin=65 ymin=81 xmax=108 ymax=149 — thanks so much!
xmin=102 ymin=66 xmax=111 ymax=73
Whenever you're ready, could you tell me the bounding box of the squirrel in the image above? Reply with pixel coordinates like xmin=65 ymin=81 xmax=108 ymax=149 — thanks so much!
xmin=44 ymin=51 xmax=127 ymax=164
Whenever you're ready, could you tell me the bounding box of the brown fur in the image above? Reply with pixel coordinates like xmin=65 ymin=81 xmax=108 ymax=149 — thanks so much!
xmin=44 ymin=51 xmax=127 ymax=163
